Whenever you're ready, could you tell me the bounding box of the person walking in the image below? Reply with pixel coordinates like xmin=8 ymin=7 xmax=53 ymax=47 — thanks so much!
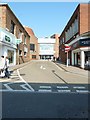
xmin=0 ymin=56 xmax=5 ymax=77
xmin=5 ymin=56 xmax=10 ymax=78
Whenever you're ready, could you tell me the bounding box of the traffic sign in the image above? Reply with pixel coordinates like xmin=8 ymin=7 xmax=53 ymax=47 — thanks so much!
xmin=65 ymin=44 xmax=71 ymax=52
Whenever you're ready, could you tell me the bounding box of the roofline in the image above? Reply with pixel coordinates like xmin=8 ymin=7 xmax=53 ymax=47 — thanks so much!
xmin=60 ymin=4 xmax=80 ymax=38
xmin=0 ymin=3 xmax=30 ymax=37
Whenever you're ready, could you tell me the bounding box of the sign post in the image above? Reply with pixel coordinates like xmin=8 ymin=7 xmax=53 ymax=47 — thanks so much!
xmin=65 ymin=44 xmax=71 ymax=67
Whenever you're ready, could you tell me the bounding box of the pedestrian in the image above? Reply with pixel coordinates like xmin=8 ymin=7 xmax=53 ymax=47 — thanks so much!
xmin=0 ymin=56 xmax=5 ymax=77
xmin=5 ymin=56 xmax=10 ymax=78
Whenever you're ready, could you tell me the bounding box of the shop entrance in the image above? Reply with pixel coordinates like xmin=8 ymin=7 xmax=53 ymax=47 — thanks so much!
xmin=40 ymin=55 xmax=53 ymax=60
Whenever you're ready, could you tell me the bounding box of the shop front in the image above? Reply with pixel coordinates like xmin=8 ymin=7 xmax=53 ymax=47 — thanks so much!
xmin=71 ymin=37 xmax=90 ymax=69
xmin=0 ymin=27 xmax=17 ymax=66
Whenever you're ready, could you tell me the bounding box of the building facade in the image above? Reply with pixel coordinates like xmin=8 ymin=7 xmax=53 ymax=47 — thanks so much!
xmin=0 ymin=27 xmax=17 ymax=65
xmin=51 ymin=34 xmax=60 ymax=60
xmin=0 ymin=3 xmax=30 ymax=65
xmin=25 ymin=26 xmax=39 ymax=60
xmin=38 ymin=38 xmax=56 ymax=60
xmin=59 ymin=3 xmax=90 ymax=69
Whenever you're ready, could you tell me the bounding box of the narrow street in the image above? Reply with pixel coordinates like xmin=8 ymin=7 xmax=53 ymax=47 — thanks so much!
xmin=0 ymin=60 xmax=89 ymax=119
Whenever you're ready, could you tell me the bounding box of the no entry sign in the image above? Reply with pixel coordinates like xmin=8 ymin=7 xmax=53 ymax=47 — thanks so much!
xmin=65 ymin=44 xmax=71 ymax=52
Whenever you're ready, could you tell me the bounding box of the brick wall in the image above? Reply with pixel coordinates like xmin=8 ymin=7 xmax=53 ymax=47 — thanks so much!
xmin=25 ymin=26 xmax=39 ymax=60
xmin=0 ymin=4 xmax=30 ymax=64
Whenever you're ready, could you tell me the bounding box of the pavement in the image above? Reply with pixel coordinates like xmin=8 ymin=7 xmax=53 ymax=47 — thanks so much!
xmin=55 ymin=61 xmax=89 ymax=77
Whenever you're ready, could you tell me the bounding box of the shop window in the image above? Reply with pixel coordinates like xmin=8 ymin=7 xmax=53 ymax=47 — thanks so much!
xmin=8 ymin=50 xmax=14 ymax=64
xmin=10 ymin=20 xmax=15 ymax=34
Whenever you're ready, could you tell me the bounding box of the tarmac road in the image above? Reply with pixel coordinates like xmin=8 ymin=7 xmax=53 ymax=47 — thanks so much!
xmin=0 ymin=60 xmax=89 ymax=119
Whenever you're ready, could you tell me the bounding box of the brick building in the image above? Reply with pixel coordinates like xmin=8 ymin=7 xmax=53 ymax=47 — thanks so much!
xmin=51 ymin=34 xmax=60 ymax=60
xmin=24 ymin=26 xmax=39 ymax=60
xmin=0 ymin=3 xmax=30 ymax=65
xmin=59 ymin=3 xmax=90 ymax=69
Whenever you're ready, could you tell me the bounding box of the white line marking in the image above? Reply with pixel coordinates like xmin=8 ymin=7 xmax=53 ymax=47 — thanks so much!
xmin=73 ymin=86 xmax=85 ymax=89
xmin=0 ymin=90 xmax=33 ymax=92
xmin=40 ymin=86 xmax=51 ymax=89
xmin=40 ymin=66 xmax=43 ymax=69
xmin=76 ymin=90 xmax=89 ymax=93
xmin=0 ymin=79 xmax=12 ymax=82
xmin=20 ymin=84 xmax=32 ymax=91
xmin=17 ymin=69 xmax=35 ymax=92
xmin=58 ymin=90 xmax=71 ymax=92
xmin=57 ymin=86 xmax=68 ymax=89
xmin=43 ymin=68 xmax=46 ymax=70
xmin=4 ymin=84 xmax=13 ymax=90
xmin=38 ymin=89 xmax=52 ymax=92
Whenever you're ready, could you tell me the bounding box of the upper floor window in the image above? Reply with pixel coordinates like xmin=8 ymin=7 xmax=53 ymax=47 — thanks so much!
xmin=24 ymin=35 xmax=26 ymax=44
xmin=30 ymin=44 xmax=35 ymax=51
xmin=18 ymin=30 xmax=22 ymax=39
xmin=10 ymin=20 xmax=15 ymax=34
xmin=65 ymin=17 xmax=78 ymax=42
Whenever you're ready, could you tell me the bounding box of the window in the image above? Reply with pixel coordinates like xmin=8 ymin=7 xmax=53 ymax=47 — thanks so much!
xmin=32 ymin=55 xmax=36 ymax=59
xmin=18 ymin=30 xmax=22 ymax=39
xmin=65 ymin=18 xmax=78 ymax=42
xmin=7 ymin=50 xmax=14 ymax=64
xmin=19 ymin=50 xmax=22 ymax=56
xmin=24 ymin=52 xmax=27 ymax=56
xmin=30 ymin=44 xmax=35 ymax=51
xmin=24 ymin=35 xmax=26 ymax=44
xmin=10 ymin=21 xmax=15 ymax=34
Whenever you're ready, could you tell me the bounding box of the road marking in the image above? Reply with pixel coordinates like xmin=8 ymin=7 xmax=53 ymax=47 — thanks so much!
xmin=43 ymin=68 xmax=46 ymax=70
xmin=57 ymin=86 xmax=68 ymax=89
xmin=73 ymin=86 xmax=85 ymax=89
xmin=40 ymin=86 xmax=51 ymax=89
xmin=20 ymin=84 xmax=32 ymax=91
xmin=0 ymin=79 xmax=12 ymax=82
xmin=17 ymin=69 xmax=35 ymax=92
xmin=58 ymin=90 xmax=71 ymax=92
xmin=40 ymin=66 xmax=46 ymax=70
xmin=40 ymin=65 xmax=43 ymax=69
xmin=38 ymin=89 xmax=52 ymax=92
xmin=4 ymin=84 xmax=13 ymax=90
xmin=76 ymin=90 xmax=89 ymax=93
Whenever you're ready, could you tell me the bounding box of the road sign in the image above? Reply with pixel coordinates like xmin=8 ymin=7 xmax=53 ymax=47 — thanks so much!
xmin=64 ymin=44 xmax=71 ymax=67
xmin=65 ymin=44 xmax=71 ymax=52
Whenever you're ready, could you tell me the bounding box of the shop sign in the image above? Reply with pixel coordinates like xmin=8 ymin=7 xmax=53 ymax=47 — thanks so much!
xmin=79 ymin=38 xmax=90 ymax=46
xmin=16 ymin=39 xmax=22 ymax=44
xmin=71 ymin=41 xmax=79 ymax=50
xmin=5 ymin=35 xmax=11 ymax=42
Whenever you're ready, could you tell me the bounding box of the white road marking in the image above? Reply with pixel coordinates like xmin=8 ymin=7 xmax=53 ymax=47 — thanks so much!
xmin=73 ymin=86 xmax=85 ymax=89
xmin=43 ymin=68 xmax=46 ymax=70
xmin=57 ymin=86 xmax=68 ymax=89
xmin=4 ymin=84 xmax=13 ymax=90
xmin=76 ymin=90 xmax=89 ymax=93
xmin=58 ymin=90 xmax=71 ymax=92
xmin=20 ymin=84 xmax=32 ymax=91
xmin=38 ymin=89 xmax=52 ymax=92
xmin=17 ymin=69 xmax=35 ymax=92
xmin=40 ymin=66 xmax=46 ymax=70
xmin=40 ymin=86 xmax=51 ymax=89
xmin=40 ymin=66 xmax=43 ymax=69
xmin=0 ymin=79 xmax=12 ymax=82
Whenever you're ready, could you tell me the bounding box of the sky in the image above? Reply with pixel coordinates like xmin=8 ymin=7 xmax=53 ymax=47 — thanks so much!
xmin=7 ymin=2 xmax=81 ymax=37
